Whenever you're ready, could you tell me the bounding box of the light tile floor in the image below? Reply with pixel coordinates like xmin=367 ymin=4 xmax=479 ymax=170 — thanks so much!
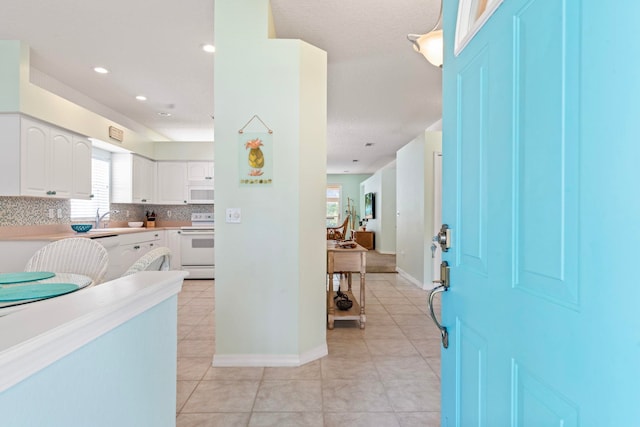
xmin=176 ymin=273 xmax=441 ymax=427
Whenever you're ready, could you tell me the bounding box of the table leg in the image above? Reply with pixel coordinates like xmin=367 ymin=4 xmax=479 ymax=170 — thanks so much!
xmin=327 ymin=287 xmax=335 ymax=329
xmin=359 ymin=271 xmax=366 ymax=329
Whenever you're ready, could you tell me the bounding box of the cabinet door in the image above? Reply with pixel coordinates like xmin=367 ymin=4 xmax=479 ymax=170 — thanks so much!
xmin=132 ymin=155 xmax=155 ymax=203
xmin=20 ymin=119 xmax=49 ymax=197
xmin=187 ymin=161 xmax=214 ymax=182
xmin=48 ymin=128 xmax=74 ymax=198
xmin=71 ymin=136 xmax=92 ymax=199
xmin=157 ymin=162 xmax=188 ymax=205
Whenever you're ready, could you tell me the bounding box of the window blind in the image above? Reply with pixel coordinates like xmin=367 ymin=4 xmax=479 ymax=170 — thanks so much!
xmin=70 ymin=148 xmax=111 ymax=221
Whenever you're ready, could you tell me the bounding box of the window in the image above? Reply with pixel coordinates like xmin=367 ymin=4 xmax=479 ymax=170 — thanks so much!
xmin=326 ymin=184 xmax=342 ymax=227
xmin=70 ymin=148 xmax=111 ymax=220
xmin=455 ymin=0 xmax=504 ymax=55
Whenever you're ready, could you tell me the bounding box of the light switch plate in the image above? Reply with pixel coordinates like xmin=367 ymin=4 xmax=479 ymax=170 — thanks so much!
xmin=226 ymin=208 xmax=241 ymax=223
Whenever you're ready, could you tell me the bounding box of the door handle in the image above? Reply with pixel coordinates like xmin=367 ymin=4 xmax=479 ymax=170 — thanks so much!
xmin=428 ymin=285 xmax=448 ymax=348
xmin=428 ymin=261 xmax=450 ymax=348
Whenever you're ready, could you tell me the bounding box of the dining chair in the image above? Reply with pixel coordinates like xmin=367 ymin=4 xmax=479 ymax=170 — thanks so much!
xmin=121 ymin=247 xmax=172 ymax=277
xmin=24 ymin=237 xmax=109 ymax=286
xmin=327 ymin=215 xmax=350 ymax=240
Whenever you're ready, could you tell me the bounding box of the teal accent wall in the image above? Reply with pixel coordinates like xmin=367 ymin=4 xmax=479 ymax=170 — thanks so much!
xmin=0 ymin=298 xmax=177 ymax=426
xmin=0 ymin=41 xmax=22 ymax=112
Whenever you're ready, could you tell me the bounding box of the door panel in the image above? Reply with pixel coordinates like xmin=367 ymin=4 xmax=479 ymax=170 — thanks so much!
xmin=512 ymin=362 xmax=579 ymax=427
xmin=456 ymin=319 xmax=487 ymax=426
xmin=513 ymin=0 xmax=580 ymax=308
xmin=457 ymin=48 xmax=489 ymax=276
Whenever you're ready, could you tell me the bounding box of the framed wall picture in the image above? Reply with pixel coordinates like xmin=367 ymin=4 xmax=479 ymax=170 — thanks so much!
xmin=364 ymin=192 xmax=375 ymax=219
xmin=238 ymin=131 xmax=273 ymax=185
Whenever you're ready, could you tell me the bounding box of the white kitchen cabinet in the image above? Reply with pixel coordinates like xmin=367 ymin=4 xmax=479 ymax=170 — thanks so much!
xmin=0 ymin=115 xmax=92 ymax=199
xmin=112 ymin=153 xmax=156 ymax=203
xmin=187 ymin=161 xmax=214 ymax=183
xmin=20 ymin=117 xmax=91 ymax=199
xmin=156 ymin=162 xmax=188 ymax=205
xmin=166 ymin=229 xmax=182 ymax=270
xmin=97 ymin=230 xmax=165 ymax=281
xmin=71 ymin=135 xmax=92 ymax=199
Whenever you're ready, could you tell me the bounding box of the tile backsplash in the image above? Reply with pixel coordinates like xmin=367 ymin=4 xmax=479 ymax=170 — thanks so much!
xmin=0 ymin=197 xmax=213 ymax=227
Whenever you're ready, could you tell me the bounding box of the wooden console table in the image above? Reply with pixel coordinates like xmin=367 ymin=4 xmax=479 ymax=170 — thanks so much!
xmin=326 ymin=241 xmax=367 ymax=329
xmin=352 ymin=230 xmax=374 ymax=250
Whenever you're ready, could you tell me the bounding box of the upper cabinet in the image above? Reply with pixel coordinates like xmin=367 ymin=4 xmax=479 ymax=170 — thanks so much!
xmin=187 ymin=161 xmax=214 ymax=183
xmin=112 ymin=153 xmax=156 ymax=203
xmin=156 ymin=162 xmax=188 ymax=205
xmin=19 ymin=117 xmax=91 ymax=199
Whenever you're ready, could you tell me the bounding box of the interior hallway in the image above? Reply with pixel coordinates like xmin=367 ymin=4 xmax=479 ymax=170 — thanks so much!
xmin=176 ymin=273 xmax=441 ymax=427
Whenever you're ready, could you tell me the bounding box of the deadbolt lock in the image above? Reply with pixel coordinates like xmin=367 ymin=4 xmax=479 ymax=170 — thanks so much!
xmin=435 ymin=224 xmax=452 ymax=252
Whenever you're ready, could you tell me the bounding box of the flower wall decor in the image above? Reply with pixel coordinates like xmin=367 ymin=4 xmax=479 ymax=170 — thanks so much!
xmin=239 ymin=131 xmax=273 ymax=185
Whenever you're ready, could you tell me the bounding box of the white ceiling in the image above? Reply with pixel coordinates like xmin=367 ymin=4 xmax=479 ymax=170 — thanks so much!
xmin=0 ymin=0 xmax=442 ymax=174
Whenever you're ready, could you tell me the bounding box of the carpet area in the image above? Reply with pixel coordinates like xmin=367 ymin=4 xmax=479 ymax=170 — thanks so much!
xmin=366 ymin=250 xmax=397 ymax=273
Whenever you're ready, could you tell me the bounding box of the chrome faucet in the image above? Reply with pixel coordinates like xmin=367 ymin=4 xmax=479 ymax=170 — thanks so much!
xmin=95 ymin=208 xmax=120 ymax=228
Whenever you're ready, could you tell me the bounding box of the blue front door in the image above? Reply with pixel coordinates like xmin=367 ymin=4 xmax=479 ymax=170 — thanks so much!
xmin=441 ymin=0 xmax=640 ymax=425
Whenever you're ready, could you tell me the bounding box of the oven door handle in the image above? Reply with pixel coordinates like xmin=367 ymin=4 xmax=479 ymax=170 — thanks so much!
xmin=180 ymin=231 xmax=215 ymax=235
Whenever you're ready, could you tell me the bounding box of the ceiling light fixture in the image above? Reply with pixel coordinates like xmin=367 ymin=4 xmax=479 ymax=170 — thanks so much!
xmin=93 ymin=66 xmax=109 ymax=74
xmin=157 ymin=112 xmax=172 ymax=117
xmin=407 ymin=0 xmax=444 ymax=67
xmin=135 ymin=95 xmax=147 ymax=101
xmin=202 ymin=44 xmax=216 ymax=53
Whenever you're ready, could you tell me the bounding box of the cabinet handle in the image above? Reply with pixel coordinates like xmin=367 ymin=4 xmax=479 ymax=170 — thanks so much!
xmin=90 ymin=194 xmax=95 ymax=198
xmin=133 ymin=245 xmax=141 ymax=250
xmin=52 ymin=191 xmax=57 ymax=195
xmin=150 ymin=243 xmax=154 ymax=247
xmin=141 ymin=199 xmax=147 ymax=202
xmin=154 ymin=234 xmax=159 ymax=237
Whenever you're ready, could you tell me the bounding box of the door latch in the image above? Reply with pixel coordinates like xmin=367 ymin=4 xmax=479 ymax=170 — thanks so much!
xmin=429 ymin=261 xmax=450 ymax=348
xmin=432 ymin=260 xmax=450 ymax=290
xmin=434 ymin=224 xmax=452 ymax=252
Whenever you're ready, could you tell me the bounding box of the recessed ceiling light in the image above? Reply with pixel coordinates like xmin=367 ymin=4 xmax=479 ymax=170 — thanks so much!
xmin=135 ymin=95 xmax=147 ymax=101
xmin=157 ymin=112 xmax=172 ymax=117
xmin=202 ymin=44 xmax=216 ymax=53
xmin=93 ymin=67 xmax=109 ymax=74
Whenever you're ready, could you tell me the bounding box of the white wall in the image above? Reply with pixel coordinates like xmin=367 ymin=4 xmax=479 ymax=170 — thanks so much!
xmin=213 ymin=0 xmax=327 ymax=366
xmin=395 ymin=131 xmax=442 ymax=288
xmin=362 ymin=162 xmax=397 ymax=254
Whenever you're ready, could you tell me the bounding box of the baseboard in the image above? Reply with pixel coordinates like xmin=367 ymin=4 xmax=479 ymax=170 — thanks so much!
xmin=396 ymin=267 xmax=427 ymax=289
xmin=212 ymin=343 xmax=328 ymax=367
xmin=377 ymin=250 xmax=396 ymax=255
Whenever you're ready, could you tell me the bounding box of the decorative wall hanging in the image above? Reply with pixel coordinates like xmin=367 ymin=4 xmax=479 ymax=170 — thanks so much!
xmin=238 ymin=115 xmax=273 ymax=185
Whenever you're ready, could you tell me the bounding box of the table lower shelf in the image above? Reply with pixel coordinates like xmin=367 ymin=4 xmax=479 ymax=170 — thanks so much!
xmin=327 ymin=290 xmax=366 ymax=329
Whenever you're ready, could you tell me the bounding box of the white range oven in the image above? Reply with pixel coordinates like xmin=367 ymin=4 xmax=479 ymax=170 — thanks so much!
xmin=180 ymin=213 xmax=214 ymax=279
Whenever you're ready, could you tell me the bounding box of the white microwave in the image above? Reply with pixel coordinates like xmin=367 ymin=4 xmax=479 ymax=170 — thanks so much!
xmin=188 ymin=185 xmax=214 ymax=204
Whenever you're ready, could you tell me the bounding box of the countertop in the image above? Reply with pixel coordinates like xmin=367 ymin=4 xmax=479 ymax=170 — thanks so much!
xmin=0 ymin=223 xmax=187 ymax=242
